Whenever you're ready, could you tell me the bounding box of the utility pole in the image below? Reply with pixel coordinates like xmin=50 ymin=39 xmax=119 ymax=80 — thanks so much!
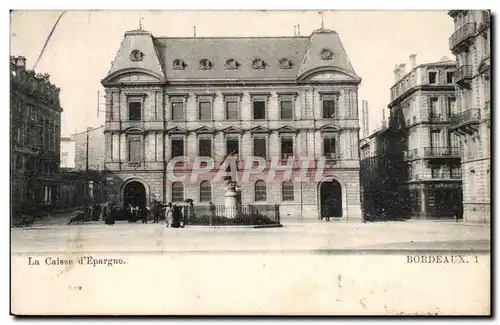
xmin=86 ymin=127 xmax=92 ymax=172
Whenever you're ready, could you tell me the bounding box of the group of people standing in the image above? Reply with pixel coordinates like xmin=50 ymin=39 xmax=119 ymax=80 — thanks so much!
xmin=121 ymin=199 xmax=197 ymax=228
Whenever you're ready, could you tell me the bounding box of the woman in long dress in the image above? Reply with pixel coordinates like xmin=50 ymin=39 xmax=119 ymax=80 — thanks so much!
xmin=164 ymin=202 xmax=173 ymax=228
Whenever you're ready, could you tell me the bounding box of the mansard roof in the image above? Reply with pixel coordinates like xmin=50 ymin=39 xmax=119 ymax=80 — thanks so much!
xmin=102 ymin=27 xmax=360 ymax=85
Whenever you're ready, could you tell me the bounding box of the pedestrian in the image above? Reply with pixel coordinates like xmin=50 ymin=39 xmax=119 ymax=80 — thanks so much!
xmin=141 ymin=205 xmax=149 ymax=224
xmin=209 ymin=201 xmax=215 ymax=226
xmin=153 ymin=198 xmax=161 ymax=223
xmin=164 ymin=202 xmax=173 ymax=228
xmin=185 ymin=202 xmax=195 ymax=227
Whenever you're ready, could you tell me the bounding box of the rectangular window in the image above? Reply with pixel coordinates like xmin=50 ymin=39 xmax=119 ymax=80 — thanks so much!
xmin=408 ymin=165 xmax=413 ymax=179
xmin=171 ymin=102 xmax=184 ymax=121
xmin=322 ymin=99 xmax=336 ymax=118
xmin=61 ymin=152 xmax=68 ymax=166
xmin=198 ymin=138 xmax=212 ymax=157
xmin=280 ymin=100 xmax=293 ymax=119
xmin=128 ymin=102 xmax=141 ymax=121
xmin=446 ymin=71 xmax=454 ymax=84
xmin=281 ymin=137 xmax=294 ymax=159
xmin=323 ymin=136 xmax=337 ymax=159
xmin=449 ymin=132 xmax=460 ymax=149
xmin=253 ymin=100 xmax=266 ymax=120
xmin=429 ymin=98 xmax=439 ymax=118
xmin=171 ymin=138 xmax=184 ymax=158
xmin=128 ymin=139 xmax=142 ymax=162
xmin=431 ymin=130 xmax=441 ymax=148
xmin=431 ymin=166 xmax=441 ymax=178
xmin=226 ymin=101 xmax=239 ymax=120
xmin=450 ymin=165 xmax=461 ymax=179
xmin=428 ymin=72 xmax=437 ymax=84
xmin=446 ymin=98 xmax=456 ymax=117
xmin=226 ymin=137 xmax=239 ymax=156
xmin=253 ymin=138 xmax=267 ymax=158
xmin=198 ymin=101 xmax=212 ymax=120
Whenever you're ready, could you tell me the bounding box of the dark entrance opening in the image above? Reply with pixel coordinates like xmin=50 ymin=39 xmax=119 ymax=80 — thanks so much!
xmin=320 ymin=180 xmax=342 ymax=219
xmin=123 ymin=181 xmax=147 ymax=220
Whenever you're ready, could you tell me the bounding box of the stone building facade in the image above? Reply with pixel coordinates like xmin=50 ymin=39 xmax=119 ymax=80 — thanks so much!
xmin=10 ymin=56 xmax=62 ymax=216
xmin=72 ymin=126 xmax=106 ymax=171
xmin=101 ymin=27 xmax=362 ymax=221
xmin=60 ymin=136 xmax=75 ymax=169
xmin=360 ymin=125 xmax=399 ymax=218
xmin=387 ymin=57 xmax=463 ymax=219
xmin=448 ymin=10 xmax=491 ymax=223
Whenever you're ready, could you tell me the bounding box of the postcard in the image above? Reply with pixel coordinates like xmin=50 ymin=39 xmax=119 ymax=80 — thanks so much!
xmin=10 ymin=9 xmax=491 ymax=315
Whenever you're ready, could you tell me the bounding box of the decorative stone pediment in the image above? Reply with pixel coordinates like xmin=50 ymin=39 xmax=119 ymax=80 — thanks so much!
xmin=111 ymin=72 xmax=161 ymax=83
xmin=308 ymin=71 xmax=356 ymax=82
xmin=222 ymin=126 xmax=243 ymax=134
xmin=167 ymin=126 xmax=188 ymax=135
xmin=194 ymin=126 xmax=216 ymax=134
xmin=276 ymin=125 xmax=297 ymax=134
xmin=249 ymin=125 xmax=271 ymax=134
xmin=101 ymin=68 xmax=165 ymax=85
xmin=319 ymin=125 xmax=340 ymax=133
xmin=124 ymin=127 xmax=146 ymax=135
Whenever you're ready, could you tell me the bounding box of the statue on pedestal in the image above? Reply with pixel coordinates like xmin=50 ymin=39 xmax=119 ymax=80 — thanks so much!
xmin=222 ymin=151 xmax=241 ymax=219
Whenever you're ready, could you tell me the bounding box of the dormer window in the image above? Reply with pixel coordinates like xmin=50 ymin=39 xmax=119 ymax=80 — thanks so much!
xmin=252 ymin=58 xmax=265 ymax=69
xmin=173 ymin=59 xmax=185 ymax=70
xmin=279 ymin=58 xmax=292 ymax=69
xmin=225 ymin=59 xmax=239 ymax=70
xmin=199 ymin=59 xmax=212 ymax=70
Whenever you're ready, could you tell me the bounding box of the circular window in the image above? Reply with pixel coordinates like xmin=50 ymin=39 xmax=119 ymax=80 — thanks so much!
xmin=320 ymin=48 xmax=334 ymax=60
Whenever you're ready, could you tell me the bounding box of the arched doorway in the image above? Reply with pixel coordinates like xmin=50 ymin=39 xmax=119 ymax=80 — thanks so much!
xmin=319 ymin=179 xmax=343 ymax=219
xmin=123 ymin=181 xmax=147 ymax=208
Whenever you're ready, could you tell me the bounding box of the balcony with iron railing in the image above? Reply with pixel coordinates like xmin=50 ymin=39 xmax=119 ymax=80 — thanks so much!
xmin=404 ymin=149 xmax=418 ymax=161
xmin=478 ymin=11 xmax=491 ymax=32
xmin=454 ymin=65 xmax=473 ymax=87
xmin=449 ymin=22 xmax=476 ymax=51
xmin=450 ymin=108 xmax=481 ymax=134
xmin=423 ymin=147 xmax=461 ymax=159
xmin=484 ymin=100 xmax=490 ymax=119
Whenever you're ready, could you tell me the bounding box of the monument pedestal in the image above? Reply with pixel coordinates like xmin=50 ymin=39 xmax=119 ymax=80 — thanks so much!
xmin=224 ymin=182 xmax=241 ymax=219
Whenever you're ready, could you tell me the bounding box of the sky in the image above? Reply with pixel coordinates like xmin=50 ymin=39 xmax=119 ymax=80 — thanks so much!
xmin=10 ymin=10 xmax=455 ymax=136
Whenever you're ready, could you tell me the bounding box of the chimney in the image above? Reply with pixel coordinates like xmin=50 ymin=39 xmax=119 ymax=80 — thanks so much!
xmin=297 ymin=24 xmax=301 ymax=36
xmin=409 ymin=54 xmax=417 ymax=69
xmin=362 ymin=100 xmax=369 ymax=138
xmin=14 ymin=56 xmax=26 ymax=69
xmin=293 ymin=25 xmax=297 ymax=36
xmin=398 ymin=63 xmax=406 ymax=76
xmin=393 ymin=65 xmax=400 ymax=83
xmin=382 ymin=108 xmax=387 ymax=129
xmin=193 ymin=26 xmax=196 ymax=37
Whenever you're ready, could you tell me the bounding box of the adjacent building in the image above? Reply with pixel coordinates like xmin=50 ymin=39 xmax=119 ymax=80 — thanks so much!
xmin=101 ymin=27 xmax=363 ymax=221
xmin=58 ymin=126 xmax=107 ymax=210
xmin=386 ymin=56 xmax=463 ymax=219
xmin=10 ymin=55 xmax=62 ymax=216
xmin=360 ymin=124 xmax=396 ymax=218
xmin=448 ymin=10 xmax=491 ymax=223
xmin=60 ymin=136 xmax=75 ymax=169
xmin=72 ymin=126 xmax=105 ymax=171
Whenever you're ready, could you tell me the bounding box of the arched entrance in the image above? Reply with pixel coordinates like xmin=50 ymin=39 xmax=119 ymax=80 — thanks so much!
xmin=319 ymin=179 xmax=343 ymax=219
xmin=122 ymin=181 xmax=147 ymax=208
